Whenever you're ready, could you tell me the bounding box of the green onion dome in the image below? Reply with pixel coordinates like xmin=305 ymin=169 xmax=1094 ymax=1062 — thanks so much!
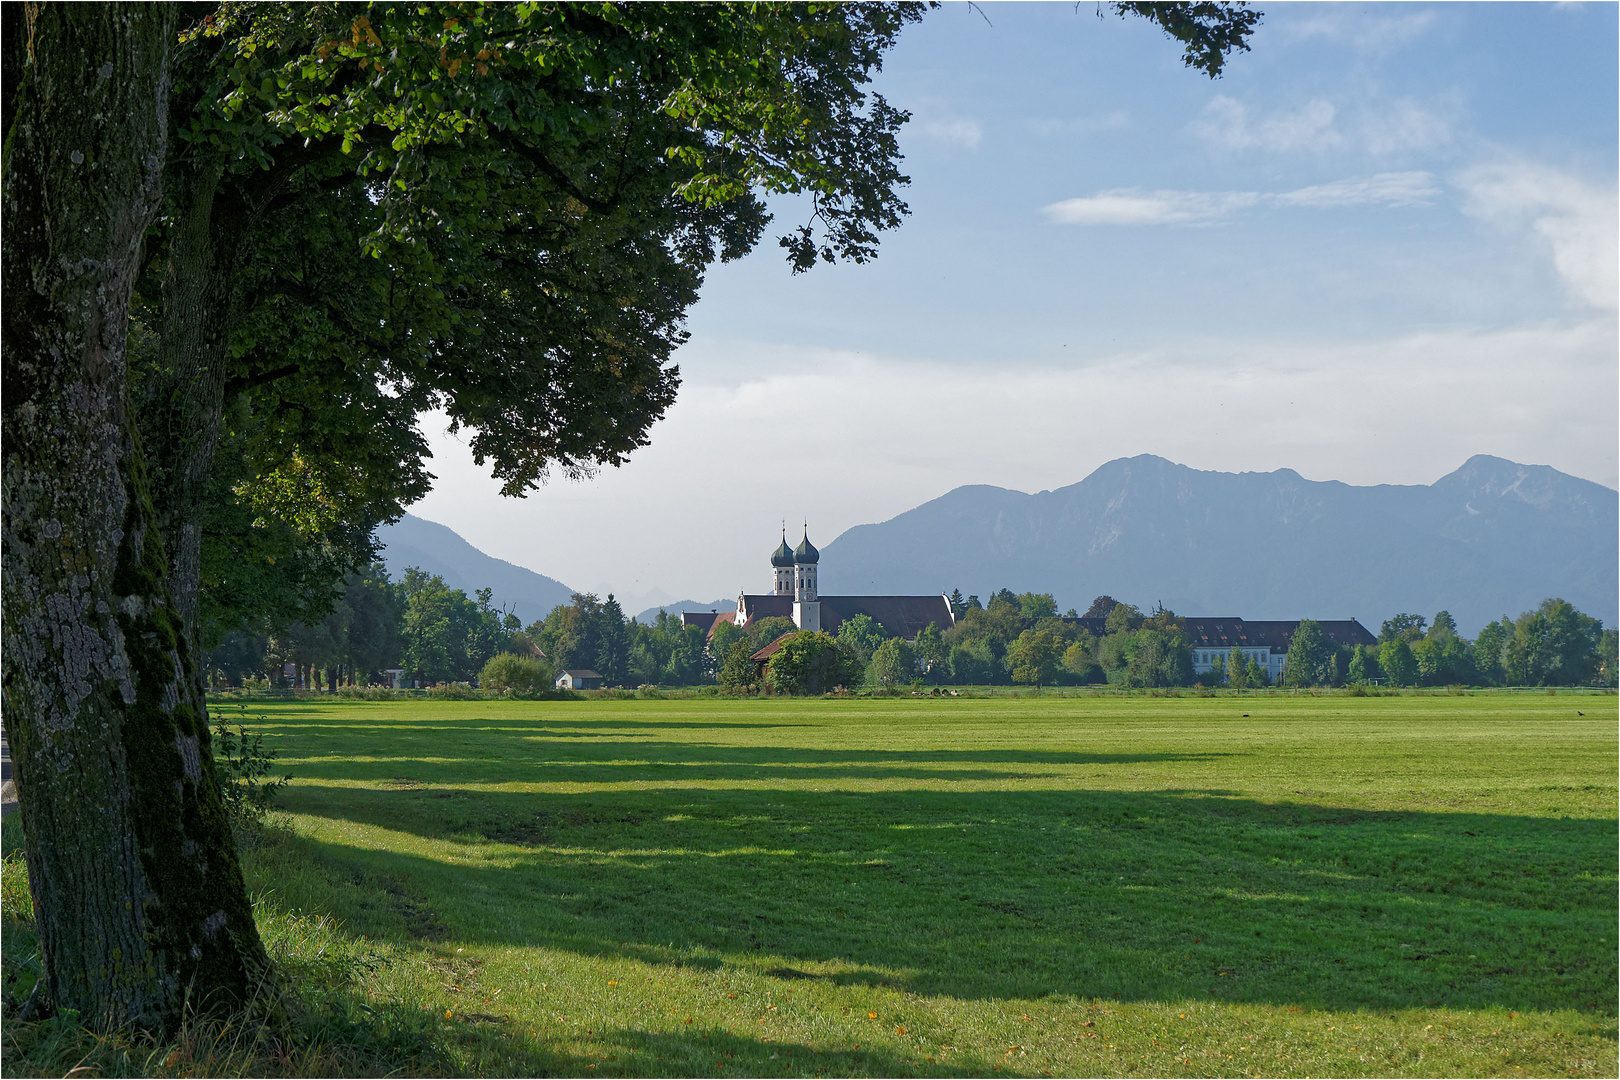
xmin=771 ymin=535 xmax=795 ymax=568
xmin=793 ymin=530 xmax=819 ymax=565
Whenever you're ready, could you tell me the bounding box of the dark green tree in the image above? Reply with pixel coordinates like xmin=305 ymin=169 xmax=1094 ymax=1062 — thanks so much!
xmin=949 ymin=641 xmax=997 ymax=686
xmin=835 ymin=614 xmax=887 ymax=667
xmin=1009 ymin=628 xmax=1064 ymax=686
xmin=1379 ymin=638 xmax=1418 ymax=687
xmin=1501 ymin=598 xmax=1602 ymax=686
xmin=1226 ymin=646 xmax=1250 ymax=689
xmin=767 ymin=632 xmax=862 ymax=694
xmin=1105 ymin=601 xmax=1145 ymax=635
xmin=914 ymin=622 xmax=948 ymax=682
xmin=1597 ymin=629 xmax=1618 ymax=687
xmin=1084 ymin=595 xmax=1122 ymax=619
xmin=1380 ymin=613 xmax=1427 ymax=643
xmin=867 ymin=637 xmax=918 ymax=688
xmin=1017 ymin=592 xmax=1058 ymax=621
xmin=1470 ymin=617 xmax=1513 ymax=685
xmin=1346 ymin=644 xmax=1378 ymax=685
xmin=342 ymin=564 xmax=404 ymax=685
xmin=595 ymin=594 xmax=630 ymax=686
xmin=1282 ymin=620 xmax=1335 ymax=687
xmin=718 ymin=640 xmax=759 ymax=694
xmin=708 ymin=620 xmax=745 ymax=674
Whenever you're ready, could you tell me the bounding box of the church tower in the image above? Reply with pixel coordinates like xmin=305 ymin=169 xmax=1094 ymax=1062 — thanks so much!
xmin=792 ymin=527 xmax=820 ymax=632
xmin=770 ymin=529 xmax=795 ymax=596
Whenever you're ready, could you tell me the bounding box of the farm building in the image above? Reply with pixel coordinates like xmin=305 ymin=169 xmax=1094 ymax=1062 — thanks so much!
xmin=1182 ymin=618 xmax=1376 ymax=681
xmin=1057 ymin=614 xmax=1375 ymax=681
xmin=555 ymin=669 xmax=603 ymax=690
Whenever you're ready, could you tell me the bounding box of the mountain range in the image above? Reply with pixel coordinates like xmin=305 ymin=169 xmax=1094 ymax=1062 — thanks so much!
xmin=377 ymin=454 xmax=1616 ymax=636
xmin=819 ymin=454 xmax=1617 ymax=635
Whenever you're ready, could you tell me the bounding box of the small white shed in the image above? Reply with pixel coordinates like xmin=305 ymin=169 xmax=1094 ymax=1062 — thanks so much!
xmin=556 ymin=669 xmax=603 ymax=690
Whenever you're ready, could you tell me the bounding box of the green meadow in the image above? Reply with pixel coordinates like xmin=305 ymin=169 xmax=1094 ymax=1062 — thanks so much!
xmin=5 ymin=692 xmax=1617 ymax=1076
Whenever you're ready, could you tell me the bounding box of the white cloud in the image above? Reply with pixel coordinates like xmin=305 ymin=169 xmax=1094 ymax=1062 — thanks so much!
xmin=1459 ymin=161 xmax=1619 ymax=311
xmin=918 ymin=117 xmax=982 ymax=149
xmin=1274 ymin=171 xmax=1440 ymax=208
xmin=1044 ymin=172 xmax=1440 ymax=226
xmin=1196 ymin=94 xmax=1451 ymax=156
xmin=1195 ymin=96 xmax=1342 ymax=153
xmin=1042 ymin=188 xmax=1261 ymax=226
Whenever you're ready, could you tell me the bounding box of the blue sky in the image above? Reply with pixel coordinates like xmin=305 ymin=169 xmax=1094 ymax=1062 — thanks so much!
xmin=415 ymin=2 xmax=1618 ymax=611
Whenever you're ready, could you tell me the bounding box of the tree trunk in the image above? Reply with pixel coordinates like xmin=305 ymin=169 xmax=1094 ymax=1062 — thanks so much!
xmin=142 ymin=154 xmax=244 ymax=644
xmin=1 ymin=2 xmax=272 ymax=1034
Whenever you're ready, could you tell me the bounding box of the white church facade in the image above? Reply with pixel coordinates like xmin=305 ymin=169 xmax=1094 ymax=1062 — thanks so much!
xmin=682 ymin=529 xmax=955 ymax=641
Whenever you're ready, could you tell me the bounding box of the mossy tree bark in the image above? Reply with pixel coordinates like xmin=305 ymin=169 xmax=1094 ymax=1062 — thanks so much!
xmin=1 ymin=2 xmax=272 ymax=1033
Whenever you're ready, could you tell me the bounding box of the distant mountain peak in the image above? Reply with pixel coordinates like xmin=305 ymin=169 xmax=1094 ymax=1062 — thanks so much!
xmin=820 ymin=456 xmax=1616 ymax=634
xmin=373 ymin=513 xmax=576 ymax=626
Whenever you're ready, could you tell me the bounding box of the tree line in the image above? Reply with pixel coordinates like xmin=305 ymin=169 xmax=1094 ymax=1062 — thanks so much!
xmin=212 ymin=576 xmax=1617 ymax=693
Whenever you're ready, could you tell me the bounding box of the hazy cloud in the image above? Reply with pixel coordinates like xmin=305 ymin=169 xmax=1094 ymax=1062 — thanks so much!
xmin=1459 ymin=161 xmax=1619 ymax=310
xmin=1274 ymin=171 xmax=1440 ymax=208
xmin=1044 ymin=172 xmax=1440 ymax=226
xmin=1196 ymin=94 xmax=1450 ymax=156
xmin=1360 ymin=99 xmax=1452 ymax=155
xmin=1025 ymin=112 xmax=1131 ymax=137
xmin=918 ymin=117 xmax=982 ymax=149
xmin=1281 ymin=8 xmax=1439 ymax=54
xmin=1195 ymin=96 xmax=1342 ymax=153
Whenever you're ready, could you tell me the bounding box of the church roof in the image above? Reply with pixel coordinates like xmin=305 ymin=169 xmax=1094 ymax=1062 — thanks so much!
xmin=771 ymin=535 xmax=795 ymax=568
xmin=736 ymin=594 xmax=954 ymax=640
xmin=793 ymin=530 xmax=819 ymax=565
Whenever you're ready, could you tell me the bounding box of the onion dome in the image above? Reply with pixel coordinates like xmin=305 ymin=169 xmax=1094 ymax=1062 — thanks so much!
xmin=793 ymin=529 xmax=819 ymax=565
xmin=770 ymin=533 xmax=795 ymax=568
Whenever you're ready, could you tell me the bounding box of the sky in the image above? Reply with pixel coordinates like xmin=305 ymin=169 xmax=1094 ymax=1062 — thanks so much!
xmin=411 ymin=1 xmax=1619 ymax=612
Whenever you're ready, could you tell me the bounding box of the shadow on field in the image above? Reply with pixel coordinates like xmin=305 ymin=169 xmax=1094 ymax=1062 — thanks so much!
xmin=275 ymin=732 xmax=1227 ymax=786
xmin=273 ymin=779 xmax=1616 ymax=1018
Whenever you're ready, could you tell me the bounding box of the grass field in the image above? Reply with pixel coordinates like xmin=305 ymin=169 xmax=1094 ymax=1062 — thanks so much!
xmin=4 ymin=692 xmax=1617 ymax=1076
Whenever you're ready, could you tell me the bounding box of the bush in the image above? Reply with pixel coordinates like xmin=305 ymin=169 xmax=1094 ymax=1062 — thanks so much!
xmin=210 ymin=709 xmax=291 ymax=827
xmin=478 ymin=653 xmax=548 ymax=694
xmin=767 ymin=632 xmax=863 ymax=694
xmin=425 ymin=683 xmax=478 ymax=700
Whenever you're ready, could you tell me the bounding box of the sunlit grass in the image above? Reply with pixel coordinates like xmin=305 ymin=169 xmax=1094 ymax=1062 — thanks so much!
xmin=4 ymin=692 xmax=1616 ymax=1076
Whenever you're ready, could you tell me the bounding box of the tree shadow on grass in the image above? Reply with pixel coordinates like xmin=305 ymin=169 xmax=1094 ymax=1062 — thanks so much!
xmin=274 ymin=735 xmax=1231 ymax=787
xmin=268 ymin=782 xmax=1616 ymax=1018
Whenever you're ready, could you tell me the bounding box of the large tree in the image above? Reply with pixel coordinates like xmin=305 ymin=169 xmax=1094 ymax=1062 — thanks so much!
xmin=3 ymin=0 xmax=1260 ymax=1035
xmin=2 ymin=2 xmax=272 ymax=1030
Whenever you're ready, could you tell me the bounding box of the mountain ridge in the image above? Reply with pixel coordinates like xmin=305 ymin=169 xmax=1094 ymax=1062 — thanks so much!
xmin=373 ymin=514 xmax=577 ymax=626
xmin=819 ymin=454 xmax=1617 ymax=635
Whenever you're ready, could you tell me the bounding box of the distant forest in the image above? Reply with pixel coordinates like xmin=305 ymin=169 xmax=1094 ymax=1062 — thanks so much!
xmin=209 ymin=570 xmax=1616 ymax=692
